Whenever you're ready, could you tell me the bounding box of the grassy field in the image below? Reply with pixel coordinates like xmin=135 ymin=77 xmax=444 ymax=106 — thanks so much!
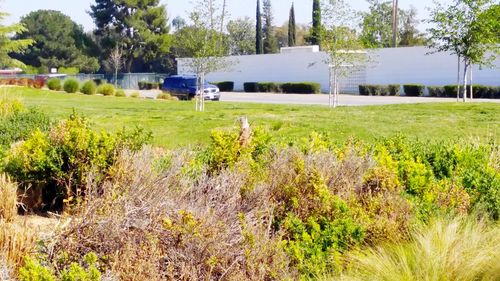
xmin=4 ymin=87 xmax=499 ymax=148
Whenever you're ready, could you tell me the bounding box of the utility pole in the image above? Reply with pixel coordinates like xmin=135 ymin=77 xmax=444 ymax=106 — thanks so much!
xmin=392 ymin=0 xmax=399 ymax=48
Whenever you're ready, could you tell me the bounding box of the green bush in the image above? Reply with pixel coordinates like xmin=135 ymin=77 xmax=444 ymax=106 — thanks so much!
xmin=58 ymin=67 xmax=79 ymax=75
xmin=243 ymin=82 xmax=259 ymax=92
xmin=130 ymin=92 xmax=140 ymax=98
xmin=92 ymin=79 xmax=105 ymax=86
xmin=80 ymin=80 xmax=97 ymax=96
xmin=359 ymin=85 xmax=389 ymax=96
xmin=213 ymin=81 xmax=234 ymax=92
xmin=443 ymin=85 xmax=459 ymax=98
xmin=19 ymin=257 xmax=55 ymax=281
xmin=403 ymin=84 xmax=425 ymax=97
xmin=257 ymin=82 xmax=282 ymax=93
xmin=19 ymin=254 xmax=101 ymax=281
xmin=0 ymin=96 xmax=24 ymax=118
xmin=388 ymin=84 xmax=401 ymax=96
xmin=0 ymin=108 xmax=51 ymax=152
xmin=427 ymin=86 xmax=446 ymax=97
xmin=63 ymin=79 xmax=80 ymax=94
xmin=281 ymin=82 xmax=321 ymax=94
xmin=47 ymin=78 xmax=62 ymax=91
xmin=97 ymin=83 xmax=115 ymax=96
xmin=3 ymin=113 xmax=152 ymax=211
xmin=115 ymin=89 xmax=126 ymax=97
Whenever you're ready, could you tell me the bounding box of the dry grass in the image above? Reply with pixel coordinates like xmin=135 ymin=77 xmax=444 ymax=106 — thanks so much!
xmin=0 ymin=220 xmax=36 ymax=270
xmin=0 ymin=174 xmax=17 ymax=223
xmin=339 ymin=216 xmax=500 ymax=281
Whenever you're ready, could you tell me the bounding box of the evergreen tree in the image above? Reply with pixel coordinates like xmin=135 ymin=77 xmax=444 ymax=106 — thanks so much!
xmin=288 ymin=3 xmax=296 ymax=47
xmin=262 ymin=0 xmax=278 ymax=53
xmin=310 ymin=0 xmax=322 ymax=46
xmin=256 ymin=0 xmax=263 ymax=54
xmin=90 ymin=0 xmax=171 ymax=72
xmin=0 ymin=12 xmax=33 ymax=68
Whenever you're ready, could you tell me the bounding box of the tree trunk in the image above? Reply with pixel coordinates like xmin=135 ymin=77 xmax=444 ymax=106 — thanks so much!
xmin=392 ymin=0 xmax=399 ymax=48
xmin=329 ymin=67 xmax=333 ymax=107
xmin=462 ymin=59 xmax=468 ymax=103
xmin=457 ymin=56 xmax=461 ymax=102
xmin=469 ymin=67 xmax=473 ymax=100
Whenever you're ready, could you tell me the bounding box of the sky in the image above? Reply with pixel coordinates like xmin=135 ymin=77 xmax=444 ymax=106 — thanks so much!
xmin=2 ymin=0 xmax=436 ymax=31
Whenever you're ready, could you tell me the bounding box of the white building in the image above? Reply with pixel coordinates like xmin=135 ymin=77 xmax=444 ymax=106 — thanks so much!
xmin=177 ymin=46 xmax=500 ymax=94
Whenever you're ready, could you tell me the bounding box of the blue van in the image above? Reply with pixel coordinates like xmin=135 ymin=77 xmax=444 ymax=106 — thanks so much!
xmin=162 ymin=75 xmax=220 ymax=101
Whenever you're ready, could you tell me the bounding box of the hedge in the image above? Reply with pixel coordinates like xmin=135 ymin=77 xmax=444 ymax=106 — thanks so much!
xmin=213 ymin=81 xmax=234 ymax=92
xmin=244 ymin=82 xmax=259 ymax=92
xmin=281 ymin=82 xmax=321 ymax=94
xmin=63 ymin=79 xmax=80 ymax=94
xmin=443 ymin=85 xmax=500 ymax=99
xmin=403 ymin=84 xmax=425 ymax=97
xmin=359 ymin=84 xmax=400 ymax=96
xmin=258 ymin=82 xmax=282 ymax=93
xmin=138 ymin=81 xmax=161 ymax=90
xmin=428 ymin=86 xmax=446 ymax=97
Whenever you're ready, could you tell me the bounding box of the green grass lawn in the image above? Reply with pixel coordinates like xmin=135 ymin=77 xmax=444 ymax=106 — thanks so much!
xmin=4 ymin=87 xmax=499 ymax=148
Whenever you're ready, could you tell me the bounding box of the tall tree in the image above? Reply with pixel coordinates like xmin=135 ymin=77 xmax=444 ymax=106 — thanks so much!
xmin=391 ymin=0 xmax=399 ymax=47
xmin=262 ymin=0 xmax=278 ymax=53
xmin=227 ymin=17 xmax=256 ymax=55
xmin=428 ymin=0 xmax=500 ymax=102
xmin=360 ymin=1 xmax=425 ymax=48
xmin=172 ymin=16 xmax=186 ymax=32
xmin=14 ymin=10 xmax=99 ymax=73
xmin=288 ymin=3 xmax=296 ymax=47
xmin=0 ymin=12 xmax=33 ymax=69
xmin=310 ymin=0 xmax=322 ymax=46
xmin=89 ymin=0 xmax=171 ymax=73
xmin=256 ymin=0 xmax=263 ymax=54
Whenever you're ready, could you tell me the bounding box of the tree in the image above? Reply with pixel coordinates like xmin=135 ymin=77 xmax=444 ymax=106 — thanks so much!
xmin=360 ymin=1 xmax=425 ymax=48
xmin=276 ymin=23 xmax=309 ymax=48
xmin=177 ymin=0 xmax=231 ymax=111
xmin=90 ymin=0 xmax=171 ymax=73
xmin=0 ymin=12 xmax=33 ymax=69
xmin=104 ymin=47 xmax=123 ymax=87
xmin=256 ymin=0 xmax=263 ymax=54
xmin=262 ymin=0 xmax=278 ymax=54
xmin=322 ymin=0 xmax=366 ymax=108
xmin=309 ymin=0 xmax=322 ymax=46
xmin=13 ymin=10 xmax=98 ymax=73
xmin=427 ymin=0 xmax=500 ymax=102
xmin=288 ymin=3 xmax=296 ymax=47
xmin=391 ymin=0 xmax=398 ymax=47
xmin=227 ymin=17 xmax=256 ymax=55
xmin=172 ymin=16 xmax=186 ymax=31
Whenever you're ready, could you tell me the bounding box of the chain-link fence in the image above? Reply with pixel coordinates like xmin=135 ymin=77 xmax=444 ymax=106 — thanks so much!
xmin=0 ymin=73 xmax=169 ymax=90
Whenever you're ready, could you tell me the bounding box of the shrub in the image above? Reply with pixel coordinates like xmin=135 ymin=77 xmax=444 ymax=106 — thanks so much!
xmin=0 ymin=108 xmax=51 ymax=152
xmin=281 ymin=82 xmax=321 ymax=94
xmin=443 ymin=85 xmax=459 ymax=98
xmin=156 ymin=92 xmax=175 ymax=100
xmin=19 ymin=257 xmax=55 ymax=281
xmin=388 ymin=84 xmax=401 ymax=96
xmin=19 ymin=254 xmax=101 ymax=281
xmin=130 ymin=92 xmax=140 ymax=98
xmin=428 ymin=86 xmax=446 ymax=97
xmin=63 ymin=79 xmax=80 ymax=93
xmin=138 ymin=81 xmax=160 ymax=90
xmin=341 ymin=216 xmax=500 ymax=281
xmin=244 ymin=82 xmax=259 ymax=92
xmin=213 ymin=81 xmax=234 ymax=92
xmin=32 ymin=78 xmax=45 ymax=89
xmin=0 ymin=221 xmax=36 ymax=270
xmin=358 ymin=85 xmax=369 ymax=96
xmin=403 ymin=84 xmax=425 ymax=96
xmin=115 ymin=89 xmax=126 ymax=97
xmin=92 ymin=79 xmax=105 ymax=86
xmin=58 ymin=67 xmax=79 ymax=75
xmin=359 ymin=85 xmax=389 ymax=96
xmin=0 ymin=96 xmax=24 ymax=118
xmin=258 ymin=82 xmax=282 ymax=93
xmin=47 ymin=78 xmax=62 ymax=91
xmin=80 ymin=80 xmax=97 ymax=95
xmin=97 ymin=83 xmax=115 ymax=96
xmin=0 ymin=174 xmax=17 ymax=222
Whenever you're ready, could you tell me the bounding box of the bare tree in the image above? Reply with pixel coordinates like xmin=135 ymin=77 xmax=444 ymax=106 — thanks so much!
xmin=104 ymin=47 xmax=123 ymax=87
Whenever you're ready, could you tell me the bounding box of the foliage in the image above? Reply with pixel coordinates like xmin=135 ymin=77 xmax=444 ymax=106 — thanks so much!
xmin=115 ymin=90 xmax=126 ymax=97
xmin=256 ymin=0 xmax=263 ymax=54
xmin=19 ymin=254 xmax=101 ymax=281
xmin=213 ymin=81 xmax=234 ymax=92
xmin=138 ymin=81 xmax=161 ymax=90
xmin=262 ymin=0 xmax=278 ymax=54
xmin=90 ymin=0 xmax=171 ymax=73
xmin=0 ymin=96 xmax=24 ymax=119
xmin=47 ymin=79 xmax=62 ymax=91
xmin=428 ymin=86 xmax=446 ymax=97
xmin=14 ymin=10 xmax=98 ymax=73
xmin=19 ymin=257 xmax=55 ymax=281
xmin=244 ymin=82 xmax=259 ymax=92
xmin=340 ymin=216 xmax=500 ymax=281
xmin=258 ymin=82 xmax=282 ymax=93
xmin=360 ymin=0 xmax=425 ymax=48
xmin=227 ymin=17 xmax=256 ymax=55
xmin=0 ymin=174 xmax=17 ymax=222
xmin=97 ymin=83 xmax=115 ymax=96
xmin=58 ymin=67 xmax=79 ymax=75
xmin=130 ymin=92 xmax=140 ymax=98
xmin=0 ymin=12 xmax=34 ymax=68
xmin=403 ymin=84 xmax=425 ymax=96
xmin=309 ymin=0 xmax=322 ymax=46
xmin=80 ymin=81 xmax=97 ymax=96
xmin=288 ymin=3 xmax=296 ymax=47
xmin=281 ymin=82 xmax=321 ymax=94
xmin=0 ymin=221 xmax=36 ymax=270
xmin=63 ymin=79 xmax=80 ymax=94
xmin=3 ymin=113 xmax=151 ymax=211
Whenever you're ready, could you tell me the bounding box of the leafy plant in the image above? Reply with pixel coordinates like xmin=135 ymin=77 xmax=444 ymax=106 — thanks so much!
xmin=80 ymin=80 xmax=97 ymax=96
xmin=47 ymin=78 xmax=62 ymax=91
xmin=97 ymin=83 xmax=115 ymax=96
xmin=63 ymin=79 xmax=79 ymax=94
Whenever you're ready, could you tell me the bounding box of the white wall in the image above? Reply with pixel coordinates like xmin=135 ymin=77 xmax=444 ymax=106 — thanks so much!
xmin=177 ymin=46 xmax=500 ymax=93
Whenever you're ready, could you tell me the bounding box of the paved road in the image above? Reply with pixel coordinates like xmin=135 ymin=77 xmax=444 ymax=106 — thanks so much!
xmin=220 ymin=92 xmax=500 ymax=106
xmin=134 ymin=90 xmax=500 ymax=106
